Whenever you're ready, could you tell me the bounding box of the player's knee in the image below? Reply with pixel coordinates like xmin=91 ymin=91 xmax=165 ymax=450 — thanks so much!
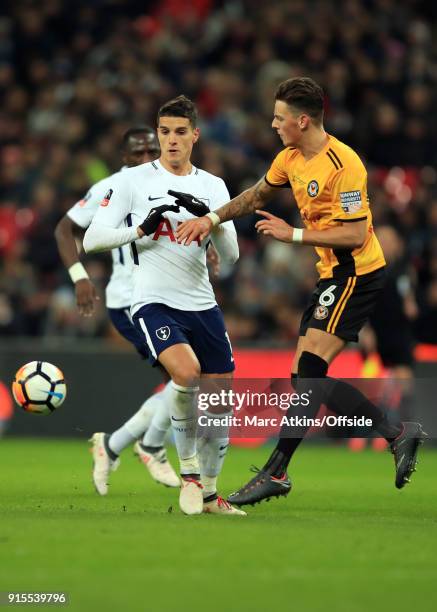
xmin=297 ymin=351 xmax=328 ymax=379
xmin=171 ymin=362 xmax=201 ymax=387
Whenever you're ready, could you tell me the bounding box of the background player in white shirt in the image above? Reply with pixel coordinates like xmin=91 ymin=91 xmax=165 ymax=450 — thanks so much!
xmin=84 ymin=96 xmax=245 ymax=516
xmin=55 ymin=127 xmax=180 ymax=492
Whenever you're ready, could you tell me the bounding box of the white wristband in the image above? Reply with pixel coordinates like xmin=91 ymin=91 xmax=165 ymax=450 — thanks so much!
xmin=292 ymin=228 xmax=303 ymax=243
xmin=68 ymin=262 xmax=89 ymax=283
xmin=206 ymin=211 xmax=220 ymax=227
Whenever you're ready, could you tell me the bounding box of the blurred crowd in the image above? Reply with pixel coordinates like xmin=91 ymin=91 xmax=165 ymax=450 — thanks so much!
xmin=1 ymin=0 xmax=437 ymax=349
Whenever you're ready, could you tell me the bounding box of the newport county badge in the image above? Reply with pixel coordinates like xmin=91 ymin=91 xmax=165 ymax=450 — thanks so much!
xmin=314 ymin=305 xmax=329 ymax=320
xmin=156 ymin=326 xmax=171 ymax=341
xmin=307 ymin=180 xmax=319 ymax=197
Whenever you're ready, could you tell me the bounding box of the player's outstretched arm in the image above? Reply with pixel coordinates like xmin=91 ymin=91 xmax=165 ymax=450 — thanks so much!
xmin=216 ymin=177 xmax=277 ymax=223
xmin=176 ymin=177 xmax=277 ymax=246
xmin=54 ymin=215 xmax=99 ymax=317
xmin=83 ymin=222 xmax=140 ymax=254
xmin=255 ymin=211 xmax=367 ymax=249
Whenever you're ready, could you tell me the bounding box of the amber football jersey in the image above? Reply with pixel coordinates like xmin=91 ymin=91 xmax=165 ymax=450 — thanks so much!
xmin=265 ymin=134 xmax=385 ymax=279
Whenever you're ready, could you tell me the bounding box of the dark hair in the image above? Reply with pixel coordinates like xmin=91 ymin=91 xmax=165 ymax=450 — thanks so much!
xmin=121 ymin=126 xmax=156 ymax=149
xmin=157 ymin=95 xmax=198 ymax=128
xmin=275 ymin=77 xmax=324 ymax=123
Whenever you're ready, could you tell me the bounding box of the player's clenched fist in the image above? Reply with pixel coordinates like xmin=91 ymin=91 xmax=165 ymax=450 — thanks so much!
xmin=138 ymin=204 xmax=180 ymax=237
xmin=255 ymin=210 xmax=295 ymax=243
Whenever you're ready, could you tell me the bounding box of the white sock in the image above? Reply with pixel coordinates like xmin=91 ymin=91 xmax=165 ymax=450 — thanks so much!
xmin=167 ymin=381 xmax=199 ymax=474
xmin=201 ymin=475 xmax=217 ymax=499
xmin=142 ymin=382 xmax=171 ymax=448
xmin=108 ymin=389 xmax=166 ymax=455
xmin=180 ymin=455 xmax=201 ymax=475
xmin=197 ymin=411 xmax=230 ymax=496
xmin=198 ymin=436 xmax=229 ymax=492
xmin=108 ymin=427 xmax=136 ymax=456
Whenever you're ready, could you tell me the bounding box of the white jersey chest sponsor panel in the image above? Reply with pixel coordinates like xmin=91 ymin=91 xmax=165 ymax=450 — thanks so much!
xmin=66 ymin=171 xmax=134 ymax=309
xmin=95 ymin=160 xmax=233 ymax=313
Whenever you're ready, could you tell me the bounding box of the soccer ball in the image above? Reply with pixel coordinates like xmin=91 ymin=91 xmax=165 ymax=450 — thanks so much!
xmin=12 ymin=361 xmax=67 ymax=415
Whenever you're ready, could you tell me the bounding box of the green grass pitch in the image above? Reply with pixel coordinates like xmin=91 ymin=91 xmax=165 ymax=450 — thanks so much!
xmin=0 ymin=438 xmax=436 ymax=612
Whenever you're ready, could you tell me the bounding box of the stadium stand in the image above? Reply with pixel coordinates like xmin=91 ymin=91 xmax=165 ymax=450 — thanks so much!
xmin=0 ymin=0 xmax=436 ymax=350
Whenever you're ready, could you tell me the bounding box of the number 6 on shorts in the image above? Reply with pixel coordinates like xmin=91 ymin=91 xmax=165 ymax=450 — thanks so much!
xmin=319 ymin=284 xmax=337 ymax=307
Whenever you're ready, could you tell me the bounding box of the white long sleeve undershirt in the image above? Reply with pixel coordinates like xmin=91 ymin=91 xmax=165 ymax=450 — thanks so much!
xmin=83 ymin=223 xmax=139 ymax=254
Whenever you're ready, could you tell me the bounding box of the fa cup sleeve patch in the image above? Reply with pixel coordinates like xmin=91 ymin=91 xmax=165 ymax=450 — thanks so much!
xmin=101 ymin=189 xmax=114 ymax=207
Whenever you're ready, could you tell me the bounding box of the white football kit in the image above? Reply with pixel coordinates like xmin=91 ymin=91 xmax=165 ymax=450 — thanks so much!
xmin=67 ymin=169 xmax=132 ymax=309
xmin=84 ymin=160 xmax=239 ymax=497
xmin=83 ymin=159 xmax=239 ymax=315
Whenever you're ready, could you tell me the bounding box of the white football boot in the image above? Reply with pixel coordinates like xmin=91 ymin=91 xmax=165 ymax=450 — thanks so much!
xmin=179 ymin=477 xmax=204 ymax=515
xmin=203 ymin=495 xmax=247 ymax=516
xmin=133 ymin=442 xmax=180 ymax=488
xmin=89 ymin=432 xmax=120 ymax=496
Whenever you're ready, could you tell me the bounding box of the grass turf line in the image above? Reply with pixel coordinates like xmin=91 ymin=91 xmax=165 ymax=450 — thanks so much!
xmin=0 ymin=438 xmax=436 ymax=612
